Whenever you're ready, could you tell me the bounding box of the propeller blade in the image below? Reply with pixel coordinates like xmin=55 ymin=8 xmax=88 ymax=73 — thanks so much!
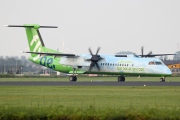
xmin=86 ymin=59 xmax=91 ymax=61
xmin=89 ymin=48 xmax=93 ymax=56
xmin=88 ymin=66 xmax=92 ymax=71
xmin=96 ymin=47 xmax=100 ymax=55
xmin=99 ymin=57 xmax=103 ymax=60
xmin=89 ymin=62 xmax=95 ymax=71
xmin=141 ymin=46 xmax=144 ymax=57
xmin=95 ymin=63 xmax=100 ymax=71
xmin=146 ymin=51 xmax=152 ymax=57
xmin=148 ymin=51 xmax=152 ymax=55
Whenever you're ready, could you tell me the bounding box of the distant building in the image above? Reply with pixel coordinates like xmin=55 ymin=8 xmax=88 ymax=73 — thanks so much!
xmin=159 ymin=51 xmax=180 ymax=75
xmin=167 ymin=63 xmax=180 ymax=75
xmin=173 ymin=51 xmax=180 ymax=60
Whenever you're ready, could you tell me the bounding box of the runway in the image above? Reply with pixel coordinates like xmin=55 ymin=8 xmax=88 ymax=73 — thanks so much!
xmin=0 ymin=81 xmax=180 ymax=86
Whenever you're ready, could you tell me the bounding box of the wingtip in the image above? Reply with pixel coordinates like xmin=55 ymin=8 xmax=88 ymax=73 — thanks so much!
xmin=3 ymin=25 xmax=9 ymax=27
xmin=19 ymin=51 xmax=27 ymax=53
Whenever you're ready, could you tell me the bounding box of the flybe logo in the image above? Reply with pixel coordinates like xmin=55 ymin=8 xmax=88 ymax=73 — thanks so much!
xmin=30 ymin=35 xmax=42 ymax=61
xmin=40 ymin=56 xmax=55 ymax=69
xmin=30 ymin=35 xmax=42 ymax=52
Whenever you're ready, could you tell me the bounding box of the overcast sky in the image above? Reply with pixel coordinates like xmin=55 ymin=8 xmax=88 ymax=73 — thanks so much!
xmin=0 ymin=0 xmax=180 ymax=59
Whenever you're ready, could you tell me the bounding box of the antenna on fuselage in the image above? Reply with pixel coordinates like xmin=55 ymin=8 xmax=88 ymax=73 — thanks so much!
xmin=60 ymin=36 xmax=76 ymax=54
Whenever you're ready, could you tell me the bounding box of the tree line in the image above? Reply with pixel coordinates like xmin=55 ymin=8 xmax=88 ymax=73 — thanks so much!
xmin=0 ymin=56 xmax=48 ymax=74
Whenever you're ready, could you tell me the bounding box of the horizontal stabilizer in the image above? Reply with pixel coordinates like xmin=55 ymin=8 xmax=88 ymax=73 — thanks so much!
xmin=23 ymin=51 xmax=76 ymax=57
xmin=5 ymin=25 xmax=58 ymax=28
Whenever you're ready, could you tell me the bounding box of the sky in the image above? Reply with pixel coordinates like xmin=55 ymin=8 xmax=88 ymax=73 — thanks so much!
xmin=0 ymin=0 xmax=180 ymax=59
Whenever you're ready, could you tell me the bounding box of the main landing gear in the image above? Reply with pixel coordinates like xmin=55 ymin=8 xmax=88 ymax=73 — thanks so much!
xmin=69 ymin=68 xmax=77 ymax=82
xmin=118 ymin=75 xmax=125 ymax=82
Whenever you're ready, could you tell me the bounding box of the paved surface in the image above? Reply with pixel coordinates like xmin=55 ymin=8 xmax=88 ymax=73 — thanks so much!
xmin=0 ymin=81 xmax=180 ymax=86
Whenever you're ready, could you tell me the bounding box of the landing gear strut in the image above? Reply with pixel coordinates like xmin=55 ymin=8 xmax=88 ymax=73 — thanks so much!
xmin=160 ymin=77 xmax=165 ymax=82
xmin=69 ymin=68 xmax=77 ymax=82
xmin=118 ymin=75 xmax=125 ymax=82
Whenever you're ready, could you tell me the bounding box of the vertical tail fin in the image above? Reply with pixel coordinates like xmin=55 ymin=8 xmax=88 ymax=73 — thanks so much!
xmin=6 ymin=24 xmax=58 ymax=57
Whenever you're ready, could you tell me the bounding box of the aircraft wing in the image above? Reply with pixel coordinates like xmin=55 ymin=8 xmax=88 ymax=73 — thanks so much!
xmin=139 ymin=54 xmax=176 ymax=57
xmin=23 ymin=51 xmax=76 ymax=57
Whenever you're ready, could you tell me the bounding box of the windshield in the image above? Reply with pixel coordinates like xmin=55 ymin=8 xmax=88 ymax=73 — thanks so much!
xmin=148 ymin=61 xmax=163 ymax=65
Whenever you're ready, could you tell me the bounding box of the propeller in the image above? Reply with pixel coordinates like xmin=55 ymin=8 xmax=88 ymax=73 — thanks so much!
xmin=86 ymin=47 xmax=103 ymax=71
xmin=141 ymin=46 xmax=152 ymax=58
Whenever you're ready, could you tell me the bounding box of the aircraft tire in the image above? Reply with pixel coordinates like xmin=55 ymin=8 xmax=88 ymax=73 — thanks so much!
xmin=160 ymin=78 xmax=165 ymax=82
xmin=118 ymin=75 xmax=125 ymax=82
xmin=69 ymin=76 xmax=77 ymax=82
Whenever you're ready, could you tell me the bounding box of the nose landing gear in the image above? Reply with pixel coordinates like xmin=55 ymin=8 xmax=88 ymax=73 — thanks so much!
xmin=160 ymin=77 xmax=165 ymax=82
xmin=118 ymin=75 xmax=125 ymax=82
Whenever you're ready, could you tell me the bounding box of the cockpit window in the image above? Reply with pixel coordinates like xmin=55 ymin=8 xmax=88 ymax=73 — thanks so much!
xmin=155 ymin=61 xmax=162 ymax=65
xmin=148 ymin=61 xmax=155 ymax=65
xmin=148 ymin=61 xmax=163 ymax=65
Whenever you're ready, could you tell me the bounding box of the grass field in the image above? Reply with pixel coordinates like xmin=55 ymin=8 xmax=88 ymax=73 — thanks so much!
xmin=0 ymin=86 xmax=180 ymax=109
xmin=0 ymin=77 xmax=180 ymax=120
xmin=0 ymin=77 xmax=179 ymax=119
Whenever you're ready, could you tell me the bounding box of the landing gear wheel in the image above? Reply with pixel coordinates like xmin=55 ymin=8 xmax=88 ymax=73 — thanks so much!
xmin=160 ymin=77 xmax=165 ymax=82
xmin=69 ymin=75 xmax=77 ymax=82
xmin=118 ymin=75 xmax=125 ymax=82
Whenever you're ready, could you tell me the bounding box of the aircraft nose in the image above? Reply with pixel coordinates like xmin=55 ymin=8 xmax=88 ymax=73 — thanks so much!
xmin=165 ymin=67 xmax=172 ymax=76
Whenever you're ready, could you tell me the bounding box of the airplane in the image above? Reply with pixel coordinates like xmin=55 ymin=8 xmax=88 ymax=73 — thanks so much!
xmin=6 ymin=24 xmax=175 ymax=82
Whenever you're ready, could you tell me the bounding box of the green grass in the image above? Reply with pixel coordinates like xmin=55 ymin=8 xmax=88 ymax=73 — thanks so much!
xmin=0 ymin=76 xmax=179 ymax=82
xmin=1 ymin=86 xmax=179 ymax=108
xmin=0 ymin=86 xmax=180 ymax=119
